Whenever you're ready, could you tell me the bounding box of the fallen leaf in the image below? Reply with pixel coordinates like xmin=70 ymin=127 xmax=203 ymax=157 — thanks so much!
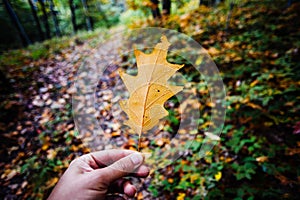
xmin=167 ymin=178 xmax=174 ymax=183
xmin=204 ymin=132 xmax=221 ymax=141
xmin=207 ymin=47 xmax=220 ymax=56
xmin=46 ymin=177 xmax=59 ymax=189
xmin=214 ymin=171 xmax=222 ymax=181
xmin=5 ymin=169 xmax=18 ymax=181
xmin=137 ymin=192 xmax=144 ymax=200
xmin=177 ymin=192 xmax=186 ymax=200
xmin=286 ymin=148 xmax=300 ymax=156
xmin=190 ymin=174 xmax=200 ymax=183
xmin=256 ymin=156 xmax=268 ymax=163
xmin=111 ymin=131 xmax=121 ymax=137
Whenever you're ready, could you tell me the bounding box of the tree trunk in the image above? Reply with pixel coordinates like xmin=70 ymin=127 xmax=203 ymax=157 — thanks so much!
xmin=150 ymin=0 xmax=161 ymax=19
xmin=49 ymin=0 xmax=61 ymax=37
xmin=162 ymin=0 xmax=171 ymax=15
xmin=27 ymin=0 xmax=44 ymax=40
xmin=81 ymin=0 xmax=93 ymax=31
xmin=226 ymin=2 xmax=234 ymax=33
xmin=69 ymin=0 xmax=77 ymax=33
xmin=3 ymin=0 xmax=31 ymax=46
xmin=38 ymin=0 xmax=51 ymax=39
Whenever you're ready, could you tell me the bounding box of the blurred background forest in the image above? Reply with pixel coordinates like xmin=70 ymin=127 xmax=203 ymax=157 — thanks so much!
xmin=1 ymin=0 xmax=300 ymax=199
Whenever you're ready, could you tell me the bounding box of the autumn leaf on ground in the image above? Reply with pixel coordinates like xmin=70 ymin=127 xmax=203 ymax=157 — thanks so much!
xmin=119 ymin=35 xmax=184 ymax=145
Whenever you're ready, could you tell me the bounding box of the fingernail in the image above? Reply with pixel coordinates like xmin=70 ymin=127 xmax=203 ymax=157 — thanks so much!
xmin=130 ymin=153 xmax=143 ymax=165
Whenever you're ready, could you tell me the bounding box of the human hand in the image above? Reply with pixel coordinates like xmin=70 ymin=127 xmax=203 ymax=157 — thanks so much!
xmin=48 ymin=150 xmax=149 ymax=200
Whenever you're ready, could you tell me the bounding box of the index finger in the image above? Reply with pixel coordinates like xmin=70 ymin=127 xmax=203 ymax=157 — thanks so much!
xmin=89 ymin=149 xmax=137 ymax=168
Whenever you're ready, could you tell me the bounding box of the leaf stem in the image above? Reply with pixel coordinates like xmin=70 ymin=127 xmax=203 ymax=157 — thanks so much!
xmin=138 ymin=136 xmax=141 ymax=152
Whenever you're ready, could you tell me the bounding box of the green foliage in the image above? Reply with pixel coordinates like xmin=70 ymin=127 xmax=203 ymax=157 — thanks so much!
xmin=119 ymin=8 xmax=148 ymax=26
xmin=145 ymin=0 xmax=300 ymax=199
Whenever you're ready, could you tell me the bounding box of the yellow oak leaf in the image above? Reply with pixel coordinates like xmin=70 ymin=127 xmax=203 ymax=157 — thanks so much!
xmin=214 ymin=171 xmax=222 ymax=181
xmin=177 ymin=193 xmax=186 ymax=200
xmin=119 ymin=35 xmax=184 ymax=141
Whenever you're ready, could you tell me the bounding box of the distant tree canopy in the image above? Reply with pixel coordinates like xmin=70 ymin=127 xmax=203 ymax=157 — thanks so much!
xmin=2 ymin=0 xmax=298 ymax=52
xmin=0 ymin=0 xmax=124 ymax=52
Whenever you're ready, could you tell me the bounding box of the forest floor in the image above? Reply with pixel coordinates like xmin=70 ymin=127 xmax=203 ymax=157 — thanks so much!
xmin=0 ymin=27 xmax=140 ymax=198
xmin=1 ymin=1 xmax=300 ymax=200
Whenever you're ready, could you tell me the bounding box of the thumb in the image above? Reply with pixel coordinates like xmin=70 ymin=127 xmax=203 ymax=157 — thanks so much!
xmin=100 ymin=153 xmax=144 ymax=183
